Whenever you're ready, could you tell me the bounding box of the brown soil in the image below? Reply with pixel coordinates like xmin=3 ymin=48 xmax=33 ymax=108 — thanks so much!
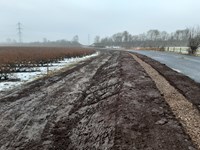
xmin=0 ymin=51 xmax=197 ymax=150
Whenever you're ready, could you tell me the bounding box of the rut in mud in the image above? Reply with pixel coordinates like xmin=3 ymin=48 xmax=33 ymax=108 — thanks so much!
xmin=0 ymin=51 xmax=197 ymax=150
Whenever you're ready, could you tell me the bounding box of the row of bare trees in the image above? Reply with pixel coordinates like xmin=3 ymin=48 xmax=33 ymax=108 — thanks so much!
xmin=94 ymin=26 xmax=200 ymax=54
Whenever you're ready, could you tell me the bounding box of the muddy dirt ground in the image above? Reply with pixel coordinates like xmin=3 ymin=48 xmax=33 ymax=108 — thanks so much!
xmin=0 ymin=51 xmax=198 ymax=150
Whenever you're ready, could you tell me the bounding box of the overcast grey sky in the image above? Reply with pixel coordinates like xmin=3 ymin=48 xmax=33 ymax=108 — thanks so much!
xmin=1 ymin=0 xmax=200 ymax=44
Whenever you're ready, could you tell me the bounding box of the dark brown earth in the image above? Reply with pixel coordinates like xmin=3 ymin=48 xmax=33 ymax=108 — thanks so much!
xmin=133 ymin=53 xmax=200 ymax=110
xmin=0 ymin=51 xmax=197 ymax=150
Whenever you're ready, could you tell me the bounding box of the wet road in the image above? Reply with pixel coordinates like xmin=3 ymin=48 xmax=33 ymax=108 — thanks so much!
xmin=129 ymin=50 xmax=200 ymax=83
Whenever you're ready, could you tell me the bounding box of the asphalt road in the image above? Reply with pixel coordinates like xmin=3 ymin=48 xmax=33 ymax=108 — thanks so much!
xmin=129 ymin=50 xmax=200 ymax=83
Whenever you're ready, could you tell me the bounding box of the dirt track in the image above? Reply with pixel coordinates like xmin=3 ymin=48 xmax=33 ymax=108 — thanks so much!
xmin=0 ymin=51 xmax=198 ymax=150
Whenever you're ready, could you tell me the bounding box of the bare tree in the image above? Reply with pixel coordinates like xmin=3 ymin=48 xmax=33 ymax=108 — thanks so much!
xmin=72 ymin=35 xmax=79 ymax=43
xmin=188 ymin=26 xmax=200 ymax=54
xmin=94 ymin=36 xmax=100 ymax=43
xmin=112 ymin=33 xmax=123 ymax=46
xmin=147 ymin=30 xmax=160 ymax=41
xmin=122 ymin=31 xmax=129 ymax=42
xmin=160 ymin=31 xmax=169 ymax=41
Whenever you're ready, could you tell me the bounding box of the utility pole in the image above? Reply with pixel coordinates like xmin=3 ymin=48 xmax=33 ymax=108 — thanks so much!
xmin=17 ymin=22 xmax=22 ymax=43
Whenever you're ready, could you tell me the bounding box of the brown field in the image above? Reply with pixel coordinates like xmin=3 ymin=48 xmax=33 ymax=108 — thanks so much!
xmin=0 ymin=47 xmax=95 ymax=79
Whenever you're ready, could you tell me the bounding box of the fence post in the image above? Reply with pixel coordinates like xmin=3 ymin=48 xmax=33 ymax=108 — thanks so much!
xmin=47 ymin=64 xmax=49 ymax=75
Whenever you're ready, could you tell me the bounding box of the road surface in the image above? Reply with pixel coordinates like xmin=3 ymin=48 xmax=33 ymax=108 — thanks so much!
xmin=129 ymin=50 xmax=200 ymax=83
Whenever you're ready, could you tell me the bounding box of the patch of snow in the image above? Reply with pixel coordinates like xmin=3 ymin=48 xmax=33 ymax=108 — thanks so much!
xmin=172 ymin=68 xmax=181 ymax=73
xmin=0 ymin=52 xmax=99 ymax=92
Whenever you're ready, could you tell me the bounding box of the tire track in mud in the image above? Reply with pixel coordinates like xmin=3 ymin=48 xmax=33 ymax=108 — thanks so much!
xmin=0 ymin=52 xmax=112 ymax=150
xmin=43 ymin=52 xmax=123 ymax=150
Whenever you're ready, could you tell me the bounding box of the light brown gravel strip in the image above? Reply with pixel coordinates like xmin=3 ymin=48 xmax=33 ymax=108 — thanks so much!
xmin=131 ymin=53 xmax=200 ymax=149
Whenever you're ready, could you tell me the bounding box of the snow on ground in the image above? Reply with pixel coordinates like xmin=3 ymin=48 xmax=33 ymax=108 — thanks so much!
xmin=0 ymin=52 xmax=99 ymax=92
xmin=172 ymin=68 xmax=181 ymax=73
